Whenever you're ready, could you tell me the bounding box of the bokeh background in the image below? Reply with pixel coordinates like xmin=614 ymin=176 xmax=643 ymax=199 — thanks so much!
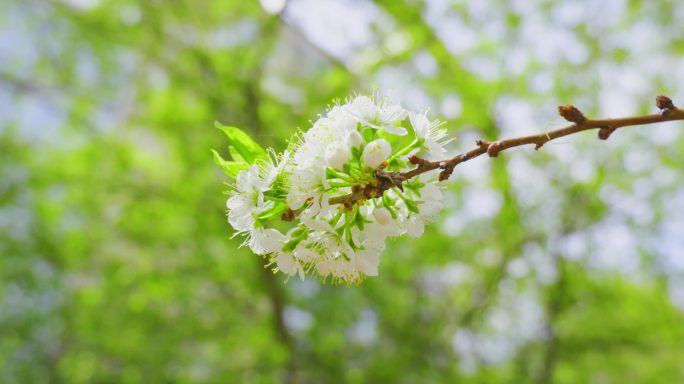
xmin=2 ymin=0 xmax=684 ymax=382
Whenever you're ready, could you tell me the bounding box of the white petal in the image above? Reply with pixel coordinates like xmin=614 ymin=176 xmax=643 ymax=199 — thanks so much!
xmin=421 ymin=183 xmax=443 ymax=202
xmin=420 ymin=201 xmax=443 ymax=217
xmin=355 ymin=249 xmax=380 ymax=276
xmin=381 ymin=124 xmax=408 ymax=136
xmin=294 ymin=247 xmax=318 ymax=263
xmin=409 ymin=112 xmax=429 ymax=137
xmin=286 ymin=189 xmax=306 ymax=210
xmin=316 ymin=259 xmax=332 ymax=277
xmin=324 ymin=142 xmax=351 ymax=169
xmin=380 ymin=104 xmax=407 ymax=123
xmin=406 ymin=216 xmax=425 ymax=237
xmin=373 ymin=207 xmax=392 ymax=225
xmin=249 ymin=228 xmax=286 ymax=254
xmin=301 ymin=216 xmax=336 ymax=233
xmin=276 ymin=252 xmax=299 ymax=276
xmin=351 ymin=96 xmax=376 ymax=117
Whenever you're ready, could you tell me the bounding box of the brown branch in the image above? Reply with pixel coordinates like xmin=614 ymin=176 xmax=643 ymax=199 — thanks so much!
xmin=322 ymin=96 xmax=684 ymax=208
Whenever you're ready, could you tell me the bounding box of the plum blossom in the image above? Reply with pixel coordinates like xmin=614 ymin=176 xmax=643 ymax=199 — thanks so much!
xmin=409 ymin=112 xmax=451 ymax=160
xmin=219 ymin=93 xmax=452 ymax=284
xmin=226 ymin=165 xmax=271 ymax=233
xmin=346 ymin=95 xmax=408 ymax=135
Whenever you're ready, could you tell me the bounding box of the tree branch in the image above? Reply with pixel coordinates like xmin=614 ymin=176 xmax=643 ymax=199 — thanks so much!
xmin=325 ymin=95 xmax=684 ymax=208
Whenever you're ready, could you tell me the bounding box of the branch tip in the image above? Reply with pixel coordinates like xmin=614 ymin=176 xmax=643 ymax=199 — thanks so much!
xmin=558 ymin=105 xmax=586 ymax=124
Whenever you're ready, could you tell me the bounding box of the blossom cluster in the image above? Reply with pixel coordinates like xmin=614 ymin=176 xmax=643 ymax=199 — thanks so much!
xmin=214 ymin=95 xmax=451 ymax=284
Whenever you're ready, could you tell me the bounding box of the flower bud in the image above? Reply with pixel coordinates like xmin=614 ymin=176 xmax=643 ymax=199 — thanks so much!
xmin=373 ymin=207 xmax=392 ymax=225
xmin=363 ymin=139 xmax=391 ymax=168
xmin=325 ymin=142 xmax=351 ymax=169
xmin=346 ymin=130 xmax=364 ymax=148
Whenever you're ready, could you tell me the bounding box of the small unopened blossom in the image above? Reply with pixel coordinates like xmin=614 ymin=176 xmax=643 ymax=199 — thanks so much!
xmin=363 ymin=139 xmax=391 ymax=168
xmin=346 ymin=130 xmax=364 ymax=148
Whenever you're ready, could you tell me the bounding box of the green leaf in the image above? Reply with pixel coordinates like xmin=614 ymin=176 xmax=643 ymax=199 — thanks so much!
xmin=211 ymin=149 xmax=247 ymax=178
xmin=228 ymin=145 xmax=246 ymax=162
xmin=215 ymin=122 xmax=268 ymax=164
xmin=362 ymin=126 xmax=374 ymax=143
xmin=354 ymin=209 xmax=365 ymax=230
xmin=256 ymin=202 xmax=288 ymax=221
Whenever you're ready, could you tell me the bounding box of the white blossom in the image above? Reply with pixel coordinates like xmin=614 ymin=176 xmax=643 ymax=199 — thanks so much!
xmin=409 ymin=112 xmax=451 ymax=159
xmin=226 ymin=165 xmax=269 ymax=232
xmin=346 ymin=95 xmax=408 ymax=136
xmin=286 ymin=166 xmax=326 ymax=210
xmin=276 ymin=251 xmax=303 ymax=280
xmin=249 ymin=228 xmax=286 ymax=255
xmin=221 ymin=93 xmax=454 ymax=284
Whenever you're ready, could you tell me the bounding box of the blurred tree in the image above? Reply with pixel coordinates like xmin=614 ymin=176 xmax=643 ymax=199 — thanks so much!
xmin=1 ymin=0 xmax=684 ymax=383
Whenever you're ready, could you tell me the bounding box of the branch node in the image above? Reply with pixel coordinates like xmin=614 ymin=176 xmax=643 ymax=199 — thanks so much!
xmin=656 ymin=95 xmax=675 ymax=111
xmin=558 ymin=105 xmax=586 ymax=125
xmin=487 ymin=142 xmax=502 ymax=157
xmin=597 ymin=127 xmax=615 ymax=140
xmin=438 ymin=167 xmax=454 ymax=181
xmin=438 ymin=161 xmax=447 ymax=169
xmin=476 ymin=139 xmax=489 ymax=149
xmin=534 ymin=142 xmax=544 ymax=150
xmin=281 ymin=209 xmax=295 ymax=222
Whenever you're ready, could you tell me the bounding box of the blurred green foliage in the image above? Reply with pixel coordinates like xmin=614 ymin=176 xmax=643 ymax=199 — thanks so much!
xmin=2 ymin=0 xmax=684 ymax=383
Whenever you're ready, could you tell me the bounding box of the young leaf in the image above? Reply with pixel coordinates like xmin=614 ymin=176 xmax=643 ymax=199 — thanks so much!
xmin=256 ymin=202 xmax=288 ymax=221
xmin=228 ymin=145 xmax=246 ymax=162
xmin=212 ymin=149 xmax=247 ymax=178
xmin=215 ymin=122 xmax=268 ymax=164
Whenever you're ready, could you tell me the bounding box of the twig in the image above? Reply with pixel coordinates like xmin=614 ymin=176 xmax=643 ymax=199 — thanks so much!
xmin=324 ymin=95 xmax=684 ymax=208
